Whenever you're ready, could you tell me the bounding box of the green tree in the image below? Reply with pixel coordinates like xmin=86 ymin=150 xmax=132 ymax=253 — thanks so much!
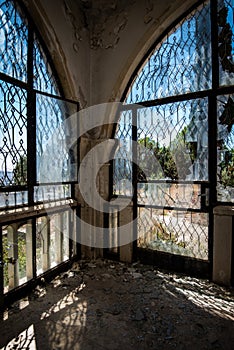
xmin=138 ymin=137 xmax=178 ymax=180
xmin=170 ymin=126 xmax=197 ymax=179
xmin=154 ymin=144 xmax=178 ymax=179
xmin=218 ymin=97 xmax=234 ymax=188
xmin=218 ymin=5 xmax=234 ymax=73
xmin=13 ymin=156 xmax=27 ymax=185
xmin=219 ymin=148 xmax=234 ymax=187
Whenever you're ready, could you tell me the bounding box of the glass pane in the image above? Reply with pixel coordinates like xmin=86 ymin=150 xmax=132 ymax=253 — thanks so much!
xmin=2 ymin=227 xmax=8 ymax=292
xmin=36 ymin=212 xmax=70 ymax=276
xmin=3 ymin=222 xmax=33 ymax=293
xmin=138 ymin=207 xmax=208 ymax=260
xmin=33 ymin=38 xmax=60 ymax=95
xmin=126 ymin=1 xmax=211 ymax=103
xmin=36 ymin=216 xmax=46 ymax=275
xmin=62 ymin=211 xmax=70 ymax=261
xmin=36 ymin=94 xmax=78 ymax=183
xmin=0 ymin=0 xmax=28 ymax=81
xmin=113 ymin=110 xmax=132 ymax=195
xmin=137 ymin=99 xmax=209 ymax=182
xmin=34 ymin=184 xmax=71 ymax=203
xmin=218 ymin=0 xmax=234 ymax=86
xmin=49 ymin=215 xmax=58 ymax=268
xmin=217 ymin=94 xmax=234 ymax=202
xmin=138 ymin=182 xmax=201 ymax=209
xmin=0 ymin=191 xmax=28 ymax=208
xmin=0 ymin=81 xmax=27 ymax=186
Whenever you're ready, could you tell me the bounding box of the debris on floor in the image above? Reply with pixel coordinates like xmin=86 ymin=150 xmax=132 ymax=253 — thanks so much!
xmin=1 ymin=258 xmax=234 ymax=349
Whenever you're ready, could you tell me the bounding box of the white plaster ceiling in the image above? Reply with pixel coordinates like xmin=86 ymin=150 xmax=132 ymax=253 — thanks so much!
xmin=22 ymin=0 xmax=198 ymax=105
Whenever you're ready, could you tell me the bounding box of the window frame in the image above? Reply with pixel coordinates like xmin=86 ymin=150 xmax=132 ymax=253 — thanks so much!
xmin=0 ymin=0 xmax=79 ymax=210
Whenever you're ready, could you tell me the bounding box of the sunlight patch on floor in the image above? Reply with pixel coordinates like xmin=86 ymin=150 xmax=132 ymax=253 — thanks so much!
xmin=0 ymin=324 xmax=37 ymax=350
xmin=40 ymin=284 xmax=86 ymax=320
xmin=174 ymin=285 xmax=234 ymax=321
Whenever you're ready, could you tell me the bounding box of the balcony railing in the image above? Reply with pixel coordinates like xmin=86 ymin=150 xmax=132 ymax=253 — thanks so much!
xmin=0 ymin=199 xmax=80 ymax=309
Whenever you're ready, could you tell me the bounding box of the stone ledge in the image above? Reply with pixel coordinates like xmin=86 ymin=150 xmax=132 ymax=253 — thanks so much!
xmin=0 ymin=199 xmax=79 ymax=224
xmin=213 ymin=205 xmax=234 ymax=216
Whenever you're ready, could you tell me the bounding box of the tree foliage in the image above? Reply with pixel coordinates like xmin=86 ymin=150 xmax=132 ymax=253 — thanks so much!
xmin=137 ymin=136 xmax=188 ymax=180
xmin=137 ymin=125 xmax=198 ymax=181
xmin=218 ymin=5 xmax=234 ymax=73
xmin=13 ymin=156 xmax=27 ymax=185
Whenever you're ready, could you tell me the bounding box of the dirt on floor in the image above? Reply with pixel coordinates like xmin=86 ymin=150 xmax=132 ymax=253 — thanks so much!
xmin=0 ymin=258 xmax=234 ymax=350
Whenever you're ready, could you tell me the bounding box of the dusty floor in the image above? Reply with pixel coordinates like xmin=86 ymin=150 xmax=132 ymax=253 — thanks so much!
xmin=0 ymin=259 xmax=234 ymax=350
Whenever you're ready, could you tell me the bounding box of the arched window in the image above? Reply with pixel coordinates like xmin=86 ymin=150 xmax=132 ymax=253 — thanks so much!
xmin=126 ymin=2 xmax=211 ymax=103
xmin=114 ymin=0 xmax=234 ymax=263
xmin=0 ymin=0 xmax=79 ymax=296
xmin=0 ymin=0 xmax=78 ymax=208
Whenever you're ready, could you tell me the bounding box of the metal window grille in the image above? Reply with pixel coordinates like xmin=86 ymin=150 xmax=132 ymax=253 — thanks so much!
xmin=0 ymin=0 xmax=79 ymax=210
xmin=0 ymin=0 xmax=80 ymax=305
xmin=114 ymin=0 xmax=234 ymax=266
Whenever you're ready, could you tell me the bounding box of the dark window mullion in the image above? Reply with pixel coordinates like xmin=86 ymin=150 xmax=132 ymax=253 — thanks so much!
xmin=32 ymin=218 xmax=37 ymax=279
xmin=211 ymin=0 xmax=219 ymax=90
xmin=27 ymin=22 xmax=36 ymax=206
xmin=132 ymin=106 xmax=138 ymax=256
xmin=0 ymin=226 xmax=3 ymax=312
xmin=26 ymin=21 xmax=37 ymax=286
xmin=209 ymin=0 xmax=218 ymax=205
xmin=208 ymin=0 xmax=219 ymax=269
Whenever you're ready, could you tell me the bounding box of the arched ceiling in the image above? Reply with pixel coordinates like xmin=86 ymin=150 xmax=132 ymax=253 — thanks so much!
xmin=22 ymin=0 xmax=199 ymax=107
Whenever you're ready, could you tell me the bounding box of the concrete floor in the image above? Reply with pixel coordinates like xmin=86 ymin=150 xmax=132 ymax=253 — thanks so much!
xmin=0 ymin=259 xmax=233 ymax=350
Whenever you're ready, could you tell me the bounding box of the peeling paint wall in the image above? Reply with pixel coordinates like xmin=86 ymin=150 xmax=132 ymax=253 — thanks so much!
xmin=86 ymin=0 xmax=196 ymax=105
